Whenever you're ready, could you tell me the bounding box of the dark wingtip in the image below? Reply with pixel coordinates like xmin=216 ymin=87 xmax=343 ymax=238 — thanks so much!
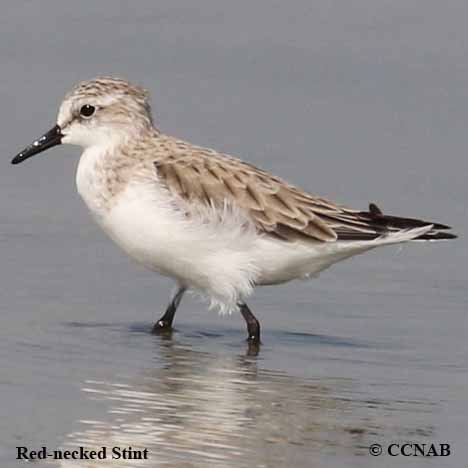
xmin=352 ymin=202 xmax=457 ymax=241
xmin=416 ymin=231 xmax=458 ymax=241
xmin=364 ymin=203 xmax=453 ymax=231
xmin=430 ymin=222 xmax=451 ymax=230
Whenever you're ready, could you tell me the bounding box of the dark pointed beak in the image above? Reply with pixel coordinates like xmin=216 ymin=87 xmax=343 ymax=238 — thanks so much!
xmin=11 ymin=124 xmax=63 ymax=165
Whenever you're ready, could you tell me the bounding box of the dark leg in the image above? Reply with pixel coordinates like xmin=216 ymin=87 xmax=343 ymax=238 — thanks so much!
xmin=239 ymin=303 xmax=261 ymax=344
xmin=152 ymin=287 xmax=186 ymax=333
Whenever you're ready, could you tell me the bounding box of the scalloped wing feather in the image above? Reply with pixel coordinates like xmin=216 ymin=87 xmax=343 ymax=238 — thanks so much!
xmin=150 ymin=139 xmax=387 ymax=243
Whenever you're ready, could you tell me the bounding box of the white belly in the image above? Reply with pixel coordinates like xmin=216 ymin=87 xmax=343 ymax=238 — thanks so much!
xmin=95 ymin=182 xmax=262 ymax=311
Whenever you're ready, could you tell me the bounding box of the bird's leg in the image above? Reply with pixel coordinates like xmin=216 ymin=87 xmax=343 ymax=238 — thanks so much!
xmin=239 ymin=303 xmax=261 ymax=344
xmin=152 ymin=287 xmax=186 ymax=333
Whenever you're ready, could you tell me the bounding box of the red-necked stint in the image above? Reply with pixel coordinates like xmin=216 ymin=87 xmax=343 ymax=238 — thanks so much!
xmin=11 ymin=77 xmax=456 ymax=350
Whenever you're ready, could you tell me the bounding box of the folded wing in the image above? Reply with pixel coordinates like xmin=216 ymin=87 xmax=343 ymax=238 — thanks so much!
xmin=153 ymin=142 xmax=455 ymax=243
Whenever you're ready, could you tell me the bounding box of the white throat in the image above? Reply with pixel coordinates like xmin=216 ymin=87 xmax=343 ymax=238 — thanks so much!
xmin=75 ymin=144 xmax=114 ymax=220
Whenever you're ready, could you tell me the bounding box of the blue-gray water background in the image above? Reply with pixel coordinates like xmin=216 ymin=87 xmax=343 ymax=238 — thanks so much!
xmin=1 ymin=1 xmax=466 ymax=467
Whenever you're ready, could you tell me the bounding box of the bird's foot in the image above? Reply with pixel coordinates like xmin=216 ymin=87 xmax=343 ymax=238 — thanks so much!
xmin=151 ymin=319 xmax=173 ymax=335
xmin=246 ymin=335 xmax=261 ymax=356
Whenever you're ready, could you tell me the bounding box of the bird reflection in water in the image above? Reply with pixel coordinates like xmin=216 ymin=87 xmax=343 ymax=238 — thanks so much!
xmin=57 ymin=332 xmax=434 ymax=468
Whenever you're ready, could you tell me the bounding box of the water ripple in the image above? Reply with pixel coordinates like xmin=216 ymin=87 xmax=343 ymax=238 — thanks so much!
xmin=54 ymin=336 xmax=435 ymax=468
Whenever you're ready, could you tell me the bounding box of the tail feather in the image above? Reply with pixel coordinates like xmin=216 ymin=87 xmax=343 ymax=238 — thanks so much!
xmin=337 ymin=203 xmax=457 ymax=241
xmin=411 ymin=230 xmax=457 ymax=241
xmin=366 ymin=203 xmax=452 ymax=231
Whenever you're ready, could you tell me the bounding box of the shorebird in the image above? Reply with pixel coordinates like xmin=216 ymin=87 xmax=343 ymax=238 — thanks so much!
xmin=11 ymin=77 xmax=456 ymax=348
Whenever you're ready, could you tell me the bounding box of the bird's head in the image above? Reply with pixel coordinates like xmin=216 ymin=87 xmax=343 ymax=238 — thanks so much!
xmin=12 ymin=76 xmax=154 ymax=165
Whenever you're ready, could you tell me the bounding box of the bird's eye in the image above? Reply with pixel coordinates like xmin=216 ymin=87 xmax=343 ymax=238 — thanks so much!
xmin=80 ymin=104 xmax=95 ymax=118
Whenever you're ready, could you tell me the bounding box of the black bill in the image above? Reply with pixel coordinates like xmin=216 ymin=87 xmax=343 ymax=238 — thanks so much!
xmin=11 ymin=125 xmax=63 ymax=165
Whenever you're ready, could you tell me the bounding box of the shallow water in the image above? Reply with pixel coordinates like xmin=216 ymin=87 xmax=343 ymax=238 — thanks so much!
xmin=1 ymin=1 xmax=467 ymax=467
